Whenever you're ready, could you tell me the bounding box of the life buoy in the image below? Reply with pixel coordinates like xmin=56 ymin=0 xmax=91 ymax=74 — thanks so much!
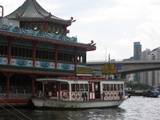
xmin=72 ymin=94 xmax=75 ymax=99
xmin=62 ymin=91 xmax=68 ymax=99
xmin=77 ymin=94 xmax=80 ymax=99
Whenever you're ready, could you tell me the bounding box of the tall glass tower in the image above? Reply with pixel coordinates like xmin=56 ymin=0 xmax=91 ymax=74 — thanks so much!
xmin=134 ymin=42 xmax=142 ymax=60
xmin=133 ymin=42 xmax=142 ymax=82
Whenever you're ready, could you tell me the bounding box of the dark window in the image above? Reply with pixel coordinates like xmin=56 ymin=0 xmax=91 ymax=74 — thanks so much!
xmin=58 ymin=53 xmax=75 ymax=62
xmin=36 ymin=49 xmax=54 ymax=60
xmin=71 ymin=84 xmax=76 ymax=92
xmin=0 ymin=44 xmax=7 ymax=56
xmin=11 ymin=46 xmax=32 ymax=58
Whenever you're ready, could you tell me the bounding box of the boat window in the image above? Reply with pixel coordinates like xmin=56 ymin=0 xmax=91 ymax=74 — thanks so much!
xmin=71 ymin=84 xmax=76 ymax=91
xmin=71 ymin=84 xmax=88 ymax=92
xmin=107 ymin=84 xmax=109 ymax=91
xmin=120 ymin=84 xmax=123 ymax=90
xmin=103 ymin=84 xmax=110 ymax=91
xmin=79 ymin=84 xmax=88 ymax=91
xmin=111 ymin=84 xmax=113 ymax=91
xmin=79 ymin=84 xmax=83 ymax=91
xmin=116 ymin=84 xmax=118 ymax=91
xmin=0 ymin=44 xmax=7 ymax=56
xmin=117 ymin=84 xmax=120 ymax=90
xmin=75 ymin=84 xmax=79 ymax=91
xmin=103 ymin=84 xmax=106 ymax=91
xmin=11 ymin=46 xmax=32 ymax=58
xmin=85 ymin=84 xmax=88 ymax=91
xmin=71 ymin=84 xmax=79 ymax=91
xmin=61 ymin=83 xmax=68 ymax=91
xmin=114 ymin=84 xmax=116 ymax=91
xmin=89 ymin=84 xmax=92 ymax=92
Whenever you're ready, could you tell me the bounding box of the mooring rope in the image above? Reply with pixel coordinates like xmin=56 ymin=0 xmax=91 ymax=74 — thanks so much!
xmin=0 ymin=98 xmax=33 ymax=120
xmin=0 ymin=105 xmax=24 ymax=120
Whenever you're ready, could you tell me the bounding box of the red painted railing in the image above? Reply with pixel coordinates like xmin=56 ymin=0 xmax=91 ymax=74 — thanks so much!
xmin=59 ymin=76 xmax=106 ymax=80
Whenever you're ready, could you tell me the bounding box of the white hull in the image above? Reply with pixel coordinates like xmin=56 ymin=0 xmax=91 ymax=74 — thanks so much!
xmin=32 ymin=98 xmax=124 ymax=109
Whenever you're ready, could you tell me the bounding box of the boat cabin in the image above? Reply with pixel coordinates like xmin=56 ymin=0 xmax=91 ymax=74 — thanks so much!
xmin=36 ymin=78 xmax=125 ymax=101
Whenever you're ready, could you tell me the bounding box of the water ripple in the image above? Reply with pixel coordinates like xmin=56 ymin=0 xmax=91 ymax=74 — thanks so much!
xmin=0 ymin=97 xmax=160 ymax=120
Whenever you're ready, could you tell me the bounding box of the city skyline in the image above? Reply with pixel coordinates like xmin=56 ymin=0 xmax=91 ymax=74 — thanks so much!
xmin=1 ymin=0 xmax=160 ymax=61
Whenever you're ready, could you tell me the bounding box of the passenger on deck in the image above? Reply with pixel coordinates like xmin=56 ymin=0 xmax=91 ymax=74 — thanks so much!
xmin=82 ymin=92 xmax=87 ymax=101
xmin=119 ymin=91 xmax=123 ymax=99
xmin=102 ymin=92 xmax=105 ymax=100
xmin=84 ymin=92 xmax=87 ymax=101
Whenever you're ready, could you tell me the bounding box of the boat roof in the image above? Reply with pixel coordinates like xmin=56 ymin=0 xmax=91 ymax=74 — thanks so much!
xmin=36 ymin=78 xmax=124 ymax=84
xmin=36 ymin=78 xmax=89 ymax=84
xmin=5 ymin=0 xmax=72 ymax=26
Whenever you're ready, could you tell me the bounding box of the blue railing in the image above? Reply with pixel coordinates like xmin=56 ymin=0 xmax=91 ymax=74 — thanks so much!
xmin=0 ymin=24 xmax=77 ymax=43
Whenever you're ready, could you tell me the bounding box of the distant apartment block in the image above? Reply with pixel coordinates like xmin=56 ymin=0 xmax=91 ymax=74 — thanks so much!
xmin=140 ymin=47 xmax=160 ymax=87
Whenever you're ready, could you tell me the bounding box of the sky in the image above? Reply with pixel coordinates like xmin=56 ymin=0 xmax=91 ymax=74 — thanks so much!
xmin=1 ymin=0 xmax=160 ymax=61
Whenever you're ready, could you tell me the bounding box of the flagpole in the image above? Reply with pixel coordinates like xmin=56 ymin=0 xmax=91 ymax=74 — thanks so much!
xmin=108 ymin=53 xmax=111 ymax=79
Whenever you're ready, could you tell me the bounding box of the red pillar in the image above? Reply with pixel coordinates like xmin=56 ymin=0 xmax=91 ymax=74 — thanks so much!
xmin=32 ymin=76 xmax=36 ymax=96
xmin=5 ymin=73 xmax=12 ymax=98
xmin=55 ymin=46 xmax=58 ymax=69
xmin=31 ymin=75 xmax=36 ymax=96
xmin=74 ymin=48 xmax=77 ymax=77
xmin=44 ymin=22 xmax=49 ymax=32
xmin=32 ymin=42 xmax=37 ymax=67
xmin=7 ymin=40 xmax=11 ymax=65
xmin=30 ymin=41 xmax=37 ymax=96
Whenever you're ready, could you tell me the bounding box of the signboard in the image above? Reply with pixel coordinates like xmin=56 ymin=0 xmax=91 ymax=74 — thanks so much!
xmin=101 ymin=63 xmax=117 ymax=74
xmin=76 ymin=66 xmax=93 ymax=74
xmin=11 ymin=58 xmax=33 ymax=67
xmin=57 ymin=63 xmax=75 ymax=71
xmin=0 ymin=57 xmax=7 ymax=65
xmin=116 ymin=64 xmax=122 ymax=70
xmin=35 ymin=61 xmax=55 ymax=69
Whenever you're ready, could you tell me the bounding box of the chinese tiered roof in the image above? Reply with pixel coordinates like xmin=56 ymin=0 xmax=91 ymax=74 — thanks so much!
xmin=6 ymin=0 xmax=72 ymax=26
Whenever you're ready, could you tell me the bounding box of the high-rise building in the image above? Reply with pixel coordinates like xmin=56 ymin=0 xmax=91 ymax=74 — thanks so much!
xmin=140 ymin=49 xmax=151 ymax=85
xmin=133 ymin=42 xmax=142 ymax=82
xmin=140 ymin=48 xmax=160 ymax=87
xmin=133 ymin=42 xmax=142 ymax=60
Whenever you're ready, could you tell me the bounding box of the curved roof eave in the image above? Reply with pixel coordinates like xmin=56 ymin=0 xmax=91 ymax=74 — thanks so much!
xmin=7 ymin=17 xmax=72 ymax=26
xmin=5 ymin=0 xmax=72 ymax=26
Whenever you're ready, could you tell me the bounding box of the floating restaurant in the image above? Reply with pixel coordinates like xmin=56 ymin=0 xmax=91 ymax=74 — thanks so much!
xmin=0 ymin=0 xmax=96 ymax=105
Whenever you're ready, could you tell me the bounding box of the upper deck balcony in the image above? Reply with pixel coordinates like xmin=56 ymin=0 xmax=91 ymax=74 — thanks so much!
xmin=0 ymin=24 xmax=96 ymax=51
xmin=0 ymin=24 xmax=77 ymax=43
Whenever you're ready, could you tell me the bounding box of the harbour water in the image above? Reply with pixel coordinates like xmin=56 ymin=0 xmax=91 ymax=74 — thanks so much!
xmin=0 ymin=96 xmax=160 ymax=120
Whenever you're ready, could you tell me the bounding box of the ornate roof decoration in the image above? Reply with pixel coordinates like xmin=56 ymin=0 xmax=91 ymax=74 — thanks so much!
xmin=6 ymin=0 xmax=72 ymax=26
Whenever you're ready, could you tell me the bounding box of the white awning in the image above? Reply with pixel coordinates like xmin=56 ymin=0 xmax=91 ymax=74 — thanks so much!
xmin=36 ymin=78 xmax=88 ymax=84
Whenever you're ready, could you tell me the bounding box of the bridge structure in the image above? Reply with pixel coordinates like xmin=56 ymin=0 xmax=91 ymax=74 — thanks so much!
xmin=87 ymin=60 xmax=160 ymax=74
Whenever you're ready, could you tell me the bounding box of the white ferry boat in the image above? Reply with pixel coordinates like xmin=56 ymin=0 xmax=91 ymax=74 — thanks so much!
xmin=31 ymin=77 xmax=125 ymax=109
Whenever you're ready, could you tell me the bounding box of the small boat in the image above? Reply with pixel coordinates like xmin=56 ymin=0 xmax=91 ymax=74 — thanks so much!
xmin=143 ymin=89 xmax=159 ymax=98
xmin=31 ymin=77 xmax=125 ymax=109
